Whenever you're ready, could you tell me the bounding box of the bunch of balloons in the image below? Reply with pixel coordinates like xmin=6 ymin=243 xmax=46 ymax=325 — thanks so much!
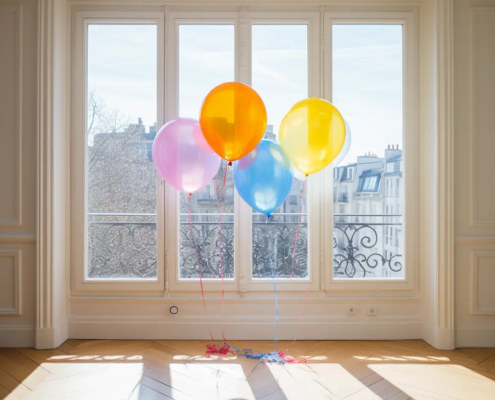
xmin=152 ymin=82 xmax=351 ymax=216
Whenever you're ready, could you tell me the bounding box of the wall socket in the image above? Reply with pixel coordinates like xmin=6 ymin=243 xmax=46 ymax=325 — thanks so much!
xmin=366 ymin=306 xmax=378 ymax=316
xmin=346 ymin=306 xmax=358 ymax=316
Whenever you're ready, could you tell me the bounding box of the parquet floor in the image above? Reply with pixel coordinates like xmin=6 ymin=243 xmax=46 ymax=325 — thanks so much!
xmin=0 ymin=340 xmax=494 ymax=399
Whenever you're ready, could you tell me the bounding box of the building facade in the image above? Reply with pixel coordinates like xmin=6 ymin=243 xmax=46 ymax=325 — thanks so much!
xmin=333 ymin=145 xmax=403 ymax=278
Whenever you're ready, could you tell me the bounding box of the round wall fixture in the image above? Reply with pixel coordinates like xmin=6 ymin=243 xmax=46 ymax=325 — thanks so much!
xmin=170 ymin=306 xmax=178 ymax=315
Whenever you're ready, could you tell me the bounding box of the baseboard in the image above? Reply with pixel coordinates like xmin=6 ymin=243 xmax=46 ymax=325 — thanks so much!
xmin=35 ymin=320 xmax=68 ymax=349
xmin=69 ymin=320 xmax=422 ymax=341
xmin=456 ymin=327 xmax=495 ymax=348
xmin=422 ymin=323 xmax=455 ymax=350
xmin=0 ymin=326 xmax=35 ymax=347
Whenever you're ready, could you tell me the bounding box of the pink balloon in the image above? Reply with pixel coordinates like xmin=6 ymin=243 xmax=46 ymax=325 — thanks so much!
xmin=193 ymin=123 xmax=214 ymax=154
xmin=153 ymin=118 xmax=221 ymax=193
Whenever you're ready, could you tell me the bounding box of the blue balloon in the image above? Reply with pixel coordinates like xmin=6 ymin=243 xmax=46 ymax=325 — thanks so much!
xmin=234 ymin=140 xmax=293 ymax=217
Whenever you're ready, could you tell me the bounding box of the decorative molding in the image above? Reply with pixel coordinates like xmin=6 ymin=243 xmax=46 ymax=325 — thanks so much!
xmin=0 ymin=326 xmax=35 ymax=348
xmin=165 ymin=250 xmax=170 ymax=296
xmin=69 ymin=319 xmax=422 ymax=341
xmin=456 ymin=327 xmax=495 ymax=348
xmin=469 ymin=7 xmax=495 ymax=227
xmin=471 ymin=250 xmax=495 ymax=315
xmin=37 ymin=0 xmax=68 ymax=349
xmin=435 ymin=0 xmax=455 ymax=348
xmin=163 ymin=5 xmax=169 ymax=52
xmin=66 ymin=0 xmax=424 ymax=6
xmin=0 ymin=234 xmax=36 ymax=244
xmin=0 ymin=5 xmax=23 ymax=227
xmin=238 ymin=6 xmax=249 ymax=85
xmin=37 ymin=0 xmax=55 ymax=345
xmin=455 ymin=235 xmax=495 ymax=245
xmin=0 ymin=249 xmax=22 ymax=315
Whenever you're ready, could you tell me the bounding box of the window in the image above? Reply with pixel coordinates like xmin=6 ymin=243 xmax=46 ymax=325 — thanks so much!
xmin=73 ymin=9 xmax=417 ymax=296
xmin=86 ymin=24 xmax=158 ymax=279
xmin=252 ymin=24 xmax=308 ymax=279
xmin=178 ymin=24 xmax=235 ymax=279
xmin=332 ymin=23 xmax=405 ymax=280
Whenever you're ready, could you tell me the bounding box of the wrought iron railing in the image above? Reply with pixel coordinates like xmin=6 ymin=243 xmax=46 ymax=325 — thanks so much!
xmin=87 ymin=213 xmax=157 ymax=279
xmin=333 ymin=214 xmax=403 ymax=278
xmin=87 ymin=212 xmax=402 ymax=280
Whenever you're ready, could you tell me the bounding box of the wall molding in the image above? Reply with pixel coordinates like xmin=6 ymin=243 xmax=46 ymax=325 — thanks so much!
xmin=0 ymin=249 xmax=22 ymax=315
xmin=456 ymin=327 xmax=495 ymax=348
xmin=435 ymin=0 xmax=455 ymax=350
xmin=469 ymin=7 xmax=495 ymax=227
xmin=456 ymin=235 xmax=495 ymax=245
xmin=0 ymin=4 xmax=23 ymax=227
xmin=69 ymin=319 xmax=422 ymax=341
xmin=0 ymin=234 xmax=36 ymax=244
xmin=471 ymin=250 xmax=495 ymax=315
xmin=0 ymin=325 xmax=34 ymax=348
xmin=36 ymin=0 xmax=68 ymax=349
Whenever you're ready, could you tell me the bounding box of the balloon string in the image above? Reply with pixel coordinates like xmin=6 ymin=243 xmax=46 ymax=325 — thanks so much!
xmin=189 ymin=193 xmax=214 ymax=341
xmin=290 ymin=179 xmax=306 ymax=280
xmin=269 ymin=215 xmax=279 ymax=352
xmin=287 ymin=179 xmax=309 ymax=350
xmin=216 ymin=162 xmax=229 ymax=340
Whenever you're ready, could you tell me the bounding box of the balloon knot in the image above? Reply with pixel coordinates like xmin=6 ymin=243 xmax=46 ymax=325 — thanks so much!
xmin=228 ymin=161 xmax=233 ymax=166
xmin=305 ymin=174 xmax=309 ymax=177
xmin=267 ymin=213 xmax=271 ymax=219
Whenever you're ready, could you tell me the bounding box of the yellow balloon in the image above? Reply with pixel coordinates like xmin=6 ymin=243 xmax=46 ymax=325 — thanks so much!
xmin=200 ymin=82 xmax=267 ymax=162
xmin=279 ymin=98 xmax=346 ymax=175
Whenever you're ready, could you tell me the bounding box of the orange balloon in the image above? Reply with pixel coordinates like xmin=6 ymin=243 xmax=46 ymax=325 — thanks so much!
xmin=199 ymin=82 xmax=267 ymax=162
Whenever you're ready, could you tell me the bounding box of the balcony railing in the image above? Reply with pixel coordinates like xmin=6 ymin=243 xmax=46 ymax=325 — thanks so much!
xmin=196 ymin=194 xmax=234 ymax=204
xmin=333 ymin=214 xmax=403 ymax=278
xmin=87 ymin=212 xmax=402 ymax=280
xmin=87 ymin=213 xmax=157 ymax=279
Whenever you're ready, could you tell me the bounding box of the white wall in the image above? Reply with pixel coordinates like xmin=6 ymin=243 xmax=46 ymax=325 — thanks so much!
xmin=0 ymin=0 xmax=38 ymax=347
xmin=454 ymin=0 xmax=495 ymax=347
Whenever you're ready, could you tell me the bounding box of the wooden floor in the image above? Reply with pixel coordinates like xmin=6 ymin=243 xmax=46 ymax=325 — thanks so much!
xmin=0 ymin=340 xmax=495 ymax=399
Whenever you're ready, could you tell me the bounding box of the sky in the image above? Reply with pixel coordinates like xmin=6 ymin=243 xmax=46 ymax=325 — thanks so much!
xmin=87 ymin=23 xmax=403 ymax=166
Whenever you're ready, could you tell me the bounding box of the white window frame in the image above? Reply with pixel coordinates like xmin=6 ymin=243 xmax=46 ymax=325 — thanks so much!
xmin=167 ymin=11 xmax=321 ymax=293
xmin=70 ymin=7 xmax=419 ymax=297
xmin=70 ymin=10 xmax=165 ymax=294
xmin=165 ymin=11 xmax=241 ymax=293
xmin=322 ymin=10 xmax=419 ymax=292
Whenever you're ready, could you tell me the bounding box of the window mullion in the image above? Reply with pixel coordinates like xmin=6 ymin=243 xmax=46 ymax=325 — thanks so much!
xmin=237 ymin=12 xmax=252 ymax=293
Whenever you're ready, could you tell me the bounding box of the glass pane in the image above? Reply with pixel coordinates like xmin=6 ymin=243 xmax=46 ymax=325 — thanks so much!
xmin=332 ymin=25 xmax=404 ymax=279
xmin=251 ymin=25 xmax=308 ymax=279
xmin=86 ymin=24 xmax=158 ymax=279
xmin=178 ymin=25 xmax=235 ymax=279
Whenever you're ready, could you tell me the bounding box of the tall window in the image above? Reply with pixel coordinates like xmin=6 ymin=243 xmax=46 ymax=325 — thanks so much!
xmin=332 ymin=24 xmax=404 ymax=279
xmin=75 ymin=10 xmax=417 ymax=294
xmin=251 ymin=24 xmax=308 ymax=279
xmin=178 ymin=25 xmax=235 ymax=279
xmin=86 ymin=24 xmax=158 ymax=279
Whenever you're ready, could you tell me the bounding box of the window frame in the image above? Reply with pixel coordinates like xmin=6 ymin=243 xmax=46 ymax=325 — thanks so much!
xmin=322 ymin=10 xmax=419 ymax=291
xmin=167 ymin=11 xmax=322 ymax=293
xmin=70 ymin=8 xmax=419 ymax=297
xmin=71 ymin=10 xmax=166 ymax=295
xmin=241 ymin=12 xmax=321 ymax=292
